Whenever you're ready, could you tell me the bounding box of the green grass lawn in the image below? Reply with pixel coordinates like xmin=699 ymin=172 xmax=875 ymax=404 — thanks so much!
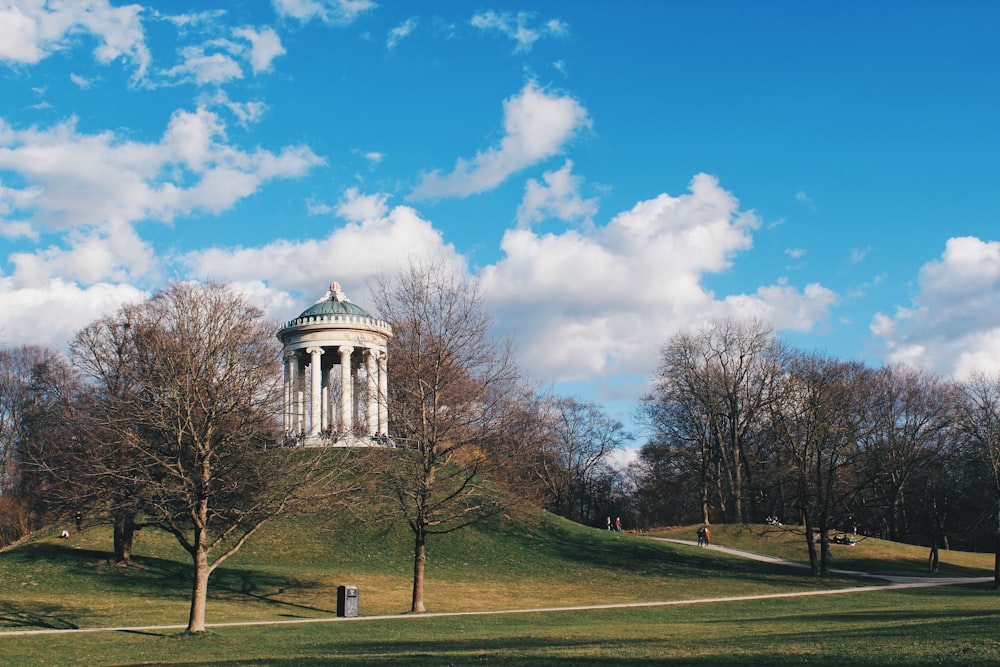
xmin=1 ymin=513 xmax=997 ymax=665
xmin=648 ymin=523 xmax=995 ymax=577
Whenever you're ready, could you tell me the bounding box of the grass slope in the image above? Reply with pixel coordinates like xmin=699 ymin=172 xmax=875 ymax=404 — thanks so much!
xmin=1 ymin=512 xmax=997 ymax=665
xmin=649 ymin=523 xmax=994 ymax=577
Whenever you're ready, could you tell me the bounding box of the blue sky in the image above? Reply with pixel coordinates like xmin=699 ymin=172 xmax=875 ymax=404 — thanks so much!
xmin=2 ymin=1 xmax=999 ymax=441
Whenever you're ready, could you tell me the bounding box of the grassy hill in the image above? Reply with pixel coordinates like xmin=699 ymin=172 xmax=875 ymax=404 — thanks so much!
xmin=2 ymin=508 xmax=993 ymax=631
xmin=648 ymin=523 xmax=994 ymax=577
xmin=2 ymin=511 xmax=997 ymax=665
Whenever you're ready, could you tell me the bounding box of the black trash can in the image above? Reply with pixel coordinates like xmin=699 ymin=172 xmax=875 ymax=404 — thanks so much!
xmin=337 ymin=585 xmax=359 ymax=617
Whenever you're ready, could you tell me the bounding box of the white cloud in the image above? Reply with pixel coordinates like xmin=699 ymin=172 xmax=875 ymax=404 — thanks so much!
xmin=387 ymin=17 xmax=417 ymax=49
xmin=411 ymin=81 xmax=590 ymax=200
xmin=0 ymin=108 xmax=322 ymax=232
xmin=850 ymin=246 xmax=873 ymax=263
xmin=0 ymin=0 xmax=150 ymax=77
xmin=201 ymin=90 xmax=268 ymax=125
xmin=182 ymin=193 xmax=460 ymax=304
xmin=721 ymin=281 xmax=839 ymax=332
xmin=162 ymin=44 xmax=244 ymax=85
xmin=0 ymin=277 xmax=146 ymax=351
xmin=272 ymin=0 xmax=375 ymax=25
xmin=480 ymin=173 xmax=837 ymax=381
xmin=160 ymin=9 xmax=227 ymax=30
xmin=8 ymin=220 xmax=156 ymax=286
xmin=69 ymin=73 xmax=94 ymax=88
xmin=471 ymin=10 xmax=568 ymax=53
xmin=872 ymin=236 xmax=1000 ymax=380
xmin=233 ymin=26 xmax=285 ymax=73
xmin=336 ymin=187 xmax=388 ymax=223
xmin=516 ymin=159 xmax=598 ymax=228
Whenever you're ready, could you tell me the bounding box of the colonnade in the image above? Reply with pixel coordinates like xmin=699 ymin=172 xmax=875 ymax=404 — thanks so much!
xmin=276 ymin=281 xmax=393 ymax=446
xmin=281 ymin=344 xmax=388 ymax=439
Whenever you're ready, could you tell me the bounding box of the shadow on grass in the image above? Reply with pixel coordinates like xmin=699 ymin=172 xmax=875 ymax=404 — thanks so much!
xmin=3 ymin=541 xmax=338 ymax=622
xmin=822 ymin=555 xmax=991 ymax=578
xmin=103 ymin=629 xmax=1000 ymax=667
xmin=0 ymin=600 xmax=82 ymax=630
xmin=512 ymin=519 xmax=827 ymax=584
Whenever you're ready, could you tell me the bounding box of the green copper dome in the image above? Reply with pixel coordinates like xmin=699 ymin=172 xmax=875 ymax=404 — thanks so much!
xmin=277 ymin=281 xmax=392 ymax=343
xmin=297 ymin=282 xmax=373 ymax=318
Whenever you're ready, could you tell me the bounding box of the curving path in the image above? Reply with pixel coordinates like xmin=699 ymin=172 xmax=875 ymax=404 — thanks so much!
xmin=651 ymin=537 xmax=994 ymax=585
xmin=0 ymin=537 xmax=991 ymax=637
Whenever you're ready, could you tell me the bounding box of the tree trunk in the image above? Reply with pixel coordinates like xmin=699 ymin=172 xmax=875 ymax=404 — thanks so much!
xmin=818 ymin=517 xmax=832 ymax=575
xmin=187 ymin=543 xmax=211 ymax=632
xmin=411 ymin=529 xmax=427 ymax=613
xmin=701 ymin=476 xmax=711 ymax=525
xmin=994 ymin=501 xmax=1000 ymax=590
xmin=805 ymin=519 xmax=818 ymax=575
xmin=994 ymin=535 xmax=999 ymax=590
xmin=112 ymin=511 xmax=135 ymax=564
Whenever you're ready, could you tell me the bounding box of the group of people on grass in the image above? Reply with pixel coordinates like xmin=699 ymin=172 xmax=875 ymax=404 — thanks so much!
xmin=606 ymin=516 xmax=622 ymax=532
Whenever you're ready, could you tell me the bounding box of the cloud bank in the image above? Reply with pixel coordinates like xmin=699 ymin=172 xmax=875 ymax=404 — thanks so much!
xmin=872 ymin=236 xmax=1000 ymax=379
xmin=411 ymin=81 xmax=590 ymax=200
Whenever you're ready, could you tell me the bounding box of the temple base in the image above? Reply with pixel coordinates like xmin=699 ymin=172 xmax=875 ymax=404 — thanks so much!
xmin=292 ymin=433 xmax=395 ymax=448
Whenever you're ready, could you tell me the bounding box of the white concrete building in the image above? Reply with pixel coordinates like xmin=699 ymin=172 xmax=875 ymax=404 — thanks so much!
xmin=276 ymin=282 xmax=392 ymax=446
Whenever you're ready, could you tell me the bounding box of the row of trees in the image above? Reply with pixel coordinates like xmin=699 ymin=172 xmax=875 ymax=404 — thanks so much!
xmin=5 ymin=270 xmax=998 ymax=627
xmin=633 ymin=319 xmax=1000 ymax=580
xmin=0 ymin=261 xmax=630 ymax=630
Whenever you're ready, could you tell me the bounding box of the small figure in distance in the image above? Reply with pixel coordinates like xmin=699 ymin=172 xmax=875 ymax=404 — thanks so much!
xmin=703 ymin=526 xmax=711 ymax=545
xmin=60 ymin=530 xmax=70 ymax=539
xmin=607 ymin=516 xmax=612 ymax=531
xmin=75 ymin=511 xmax=83 ymax=533
xmin=697 ymin=526 xmax=705 ymax=546
xmin=615 ymin=516 xmax=622 ymax=532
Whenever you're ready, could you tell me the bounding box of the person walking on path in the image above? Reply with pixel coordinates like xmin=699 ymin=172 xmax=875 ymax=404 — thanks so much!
xmin=703 ymin=526 xmax=711 ymax=545
xmin=615 ymin=517 xmax=622 ymax=532
xmin=697 ymin=527 xmax=705 ymax=546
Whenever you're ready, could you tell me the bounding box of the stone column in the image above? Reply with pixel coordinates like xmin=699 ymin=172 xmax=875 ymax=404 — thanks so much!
xmin=282 ymin=352 xmax=294 ymax=437
xmin=321 ymin=381 xmax=329 ymax=433
xmin=366 ymin=349 xmax=378 ymax=436
xmin=339 ymin=345 xmax=354 ymax=434
xmin=325 ymin=367 xmax=336 ymax=433
xmin=294 ymin=356 xmax=305 ymax=436
xmin=307 ymin=347 xmax=324 ymax=436
xmin=378 ymin=350 xmax=389 ymax=436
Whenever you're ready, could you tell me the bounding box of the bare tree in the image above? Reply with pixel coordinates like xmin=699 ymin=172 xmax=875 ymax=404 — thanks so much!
xmin=856 ymin=366 xmax=958 ymax=543
xmin=475 ymin=385 xmax=550 ymax=508
xmin=62 ymin=282 xmax=359 ymax=632
xmin=0 ymin=347 xmax=35 ymax=501
xmin=959 ymin=372 xmax=1000 ymax=589
xmin=640 ymin=319 xmax=780 ymax=523
xmin=532 ymin=395 xmax=631 ymax=523
xmin=0 ymin=345 xmax=76 ymax=543
xmin=767 ymin=351 xmax=870 ymax=574
xmin=65 ymin=308 xmax=148 ymax=562
xmin=371 ymin=258 xmax=521 ymax=613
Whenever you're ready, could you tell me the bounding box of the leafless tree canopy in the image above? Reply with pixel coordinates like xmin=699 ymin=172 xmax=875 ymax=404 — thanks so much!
xmin=0 ymin=345 xmax=79 ymax=543
xmin=959 ymin=372 xmax=1000 ymax=586
xmin=640 ymin=318 xmax=782 ymax=525
xmin=51 ymin=282 xmax=363 ymax=631
xmin=531 ymin=395 xmax=631 ymax=524
xmin=633 ymin=315 xmax=1000 ymax=582
xmin=370 ymin=258 xmax=522 ymax=613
